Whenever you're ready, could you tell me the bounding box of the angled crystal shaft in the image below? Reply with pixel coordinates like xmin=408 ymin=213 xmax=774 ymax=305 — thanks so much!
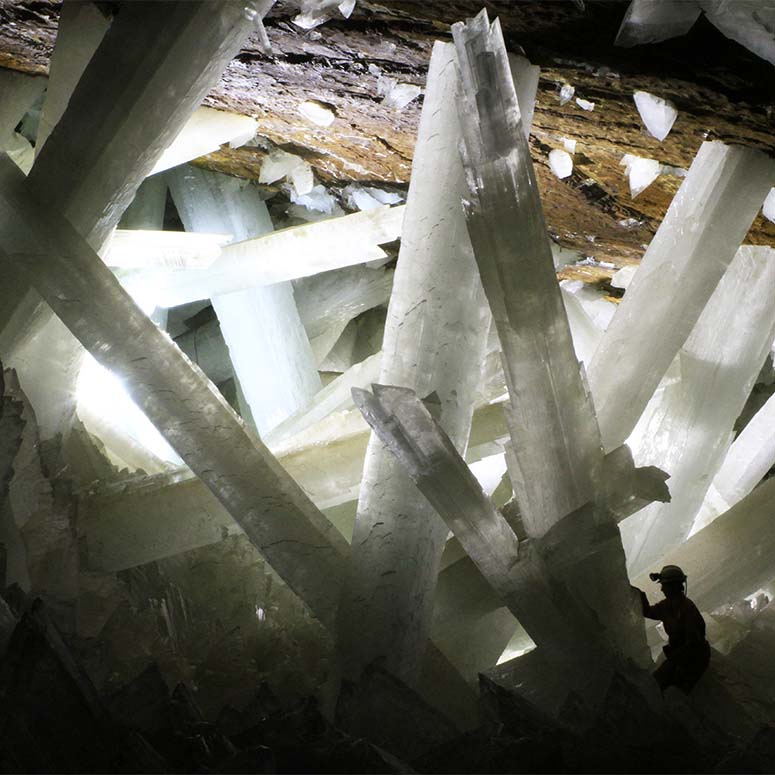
xmin=453 ymin=11 xmax=649 ymax=669
xmin=0 ymin=69 xmax=45 ymax=144
xmin=615 ymin=0 xmax=701 ymax=46
xmin=353 ymin=384 xmax=521 ymax=586
xmin=0 ymin=155 xmax=346 ymax=629
xmin=622 ymin=246 xmax=775 ymax=576
xmin=30 ymin=0 xmax=271 ymax=250
xmin=353 ymin=383 xmax=633 ymax=682
xmin=104 ymin=229 xmax=230 ymax=270
xmin=266 ymin=352 xmax=381 ymax=445
xmin=295 ymin=265 xmax=394 ymax=363
xmin=149 ymin=205 xmax=405 ymax=307
xmin=167 ymin=165 xmax=321 ymax=435
xmin=588 ymin=142 xmax=775 ymax=452
xmin=694 ymin=387 xmax=775 ymax=532
xmin=3 ymin=0 xmax=271 ymax=446
xmin=631 ymin=477 xmax=775 ymax=616
xmin=150 ymin=107 xmax=257 ymax=176
xmin=79 ymin=395 xmax=512 ymax=570
xmin=35 ymin=0 xmax=111 ymax=154
xmin=453 ymin=11 xmax=603 ymax=537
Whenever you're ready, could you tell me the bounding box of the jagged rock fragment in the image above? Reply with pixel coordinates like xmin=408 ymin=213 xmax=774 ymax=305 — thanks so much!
xmin=336 ymin=660 xmax=460 ymax=760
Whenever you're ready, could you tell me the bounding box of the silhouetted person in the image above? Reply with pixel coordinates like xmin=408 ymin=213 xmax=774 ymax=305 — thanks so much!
xmin=633 ymin=565 xmax=710 ymax=694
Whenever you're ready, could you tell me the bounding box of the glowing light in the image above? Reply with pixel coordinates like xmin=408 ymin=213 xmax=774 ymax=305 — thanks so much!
xmin=496 ymin=642 xmax=537 ymax=665
xmin=77 ymin=354 xmax=182 ymax=465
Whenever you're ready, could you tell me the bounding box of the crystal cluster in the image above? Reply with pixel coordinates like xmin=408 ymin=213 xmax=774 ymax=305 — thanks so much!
xmin=2 ymin=0 xmax=775 ymax=754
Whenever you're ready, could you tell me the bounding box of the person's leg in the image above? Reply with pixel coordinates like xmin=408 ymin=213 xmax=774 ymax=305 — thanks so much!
xmin=674 ymin=644 xmax=712 ymax=693
xmin=653 ymin=659 xmax=676 ymax=693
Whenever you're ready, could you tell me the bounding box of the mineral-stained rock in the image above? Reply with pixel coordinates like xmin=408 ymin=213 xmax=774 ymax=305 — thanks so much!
xmin=4 ymin=1 xmax=775 ymax=265
xmin=726 ymin=603 xmax=775 ymax=705
xmin=336 ymin=660 xmax=460 ymax=761
xmin=106 ymin=662 xmax=172 ymax=734
xmin=0 ymin=601 xmax=124 ymax=772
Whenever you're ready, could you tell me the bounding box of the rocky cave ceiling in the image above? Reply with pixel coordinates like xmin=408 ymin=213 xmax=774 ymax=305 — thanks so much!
xmin=1 ymin=0 xmax=773 ymax=291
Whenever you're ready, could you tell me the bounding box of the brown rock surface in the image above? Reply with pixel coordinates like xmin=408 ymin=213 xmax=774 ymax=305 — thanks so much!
xmin=0 ymin=0 xmax=773 ymax=278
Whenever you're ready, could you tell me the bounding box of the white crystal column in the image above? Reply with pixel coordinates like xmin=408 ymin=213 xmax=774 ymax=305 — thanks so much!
xmin=336 ymin=41 xmax=492 ymax=685
xmin=167 ymin=165 xmax=321 ymax=435
xmin=294 ymin=265 xmax=394 ymax=362
xmin=35 ymin=0 xmax=111 ymax=154
xmin=149 ymin=107 xmax=258 ymax=175
xmin=0 ymin=154 xmax=347 ymax=630
xmin=31 ymin=1 xmax=272 ymax=249
xmin=3 ymin=312 xmax=82 ymax=440
xmin=694 ymin=386 xmax=775 ymax=533
xmin=561 ymin=286 xmax=604 ymax=367
xmin=265 ymin=351 xmax=381 ymax=445
xmin=353 ymin=385 xmax=521 ymax=589
xmin=453 ymin=11 xmax=648 ymax=668
xmin=622 ymin=246 xmax=775 ymax=576
xmin=115 ymin=175 xmax=169 ymax=331
xmin=454 ymin=14 xmax=603 ymax=537
xmin=588 ymin=142 xmax=775 ymax=452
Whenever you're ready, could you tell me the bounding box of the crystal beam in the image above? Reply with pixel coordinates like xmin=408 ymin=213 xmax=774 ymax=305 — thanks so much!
xmin=0 ymin=154 xmax=347 ymax=630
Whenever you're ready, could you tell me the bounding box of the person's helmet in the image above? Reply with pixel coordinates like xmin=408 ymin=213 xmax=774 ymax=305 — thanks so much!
xmin=648 ymin=565 xmax=687 ymax=584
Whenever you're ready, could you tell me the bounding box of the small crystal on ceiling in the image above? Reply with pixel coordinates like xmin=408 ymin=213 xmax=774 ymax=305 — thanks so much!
xmin=633 ymin=90 xmax=677 ymax=141
xmin=548 ymin=148 xmax=573 ymax=179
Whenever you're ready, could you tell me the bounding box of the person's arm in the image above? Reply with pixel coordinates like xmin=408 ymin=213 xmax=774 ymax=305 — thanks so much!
xmin=632 ymin=586 xmax=662 ymax=620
